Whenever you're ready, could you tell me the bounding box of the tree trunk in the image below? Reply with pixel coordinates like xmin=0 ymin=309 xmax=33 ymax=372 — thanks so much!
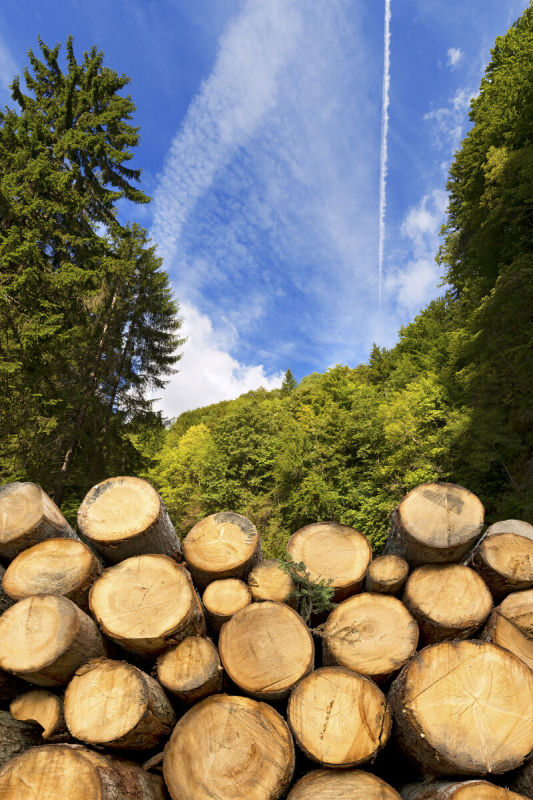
xmin=287 ymin=522 xmax=372 ymax=602
xmin=0 ymin=744 xmax=166 ymax=799
xmin=401 ymin=781 xmax=529 ymax=799
xmin=2 ymin=538 xmax=102 ymax=612
xmin=287 ymin=666 xmax=392 ymax=768
xmin=157 ymin=635 xmax=223 ymax=704
xmin=248 ymin=558 xmax=296 ymax=605
xmin=89 ymin=555 xmax=205 ymax=655
xmin=287 ymin=768 xmax=401 ymax=799
xmin=202 ymin=578 xmax=251 ymax=634
xmin=77 ymin=476 xmax=183 ymax=564
xmin=0 ymin=482 xmax=78 ymax=561
xmin=164 ymin=694 xmax=294 ymax=800
xmin=481 ymin=608 xmax=533 ymax=671
xmin=388 ymin=640 xmax=533 ymax=776
xmin=402 ymin=564 xmax=492 ymax=645
xmin=183 ymin=511 xmax=262 ymax=590
xmin=64 ymin=658 xmax=175 ymax=749
xmin=469 ymin=533 xmax=533 ymax=601
xmin=10 ymin=690 xmax=67 ymax=741
xmin=0 ymin=710 xmax=43 ymax=766
xmin=218 ymin=601 xmax=314 ymax=701
xmin=322 ymin=593 xmax=418 ymax=683
xmin=365 ymin=555 xmax=409 ymax=595
xmin=499 ymin=589 xmax=533 ymax=637
xmin=383 ymin=483 xmax=484 ymax=566
xmin=0 ymin=594 xmax=107 ymax=686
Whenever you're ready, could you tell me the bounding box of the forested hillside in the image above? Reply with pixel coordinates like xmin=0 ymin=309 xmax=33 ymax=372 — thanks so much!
xmin=147 ymin=6 xmax=533 ymax=556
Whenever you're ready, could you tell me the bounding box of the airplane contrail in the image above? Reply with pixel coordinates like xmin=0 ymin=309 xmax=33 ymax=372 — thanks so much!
xmin=378 ymin=0 xmax=391 ymax=306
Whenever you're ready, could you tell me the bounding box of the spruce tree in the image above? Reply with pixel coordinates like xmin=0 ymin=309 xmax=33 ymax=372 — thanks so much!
xmin=281 ymin=368 xmax=297 ymax=395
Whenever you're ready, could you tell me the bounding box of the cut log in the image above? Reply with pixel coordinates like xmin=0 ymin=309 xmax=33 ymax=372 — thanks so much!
xmin=0 ymin=482 xmax=77 ymax=561
xmin=0 ymin=744 xmax=166 ymax=799
xmin=365 ymin=555 xmax=409 ymax=595
xmin=2 ymin=538 xmax=102 ymax=611
xmin=183 ymin=511 xmax=262 ymax=590
xmin=77 ymin=476 xmax=182 ymax=564
xmin=157 ymin=635 xmax=223 ymax=703
xmin=287 ymin=768 xmax=401 ymax=799
xmin=202 ymin=578 xmax=251 ymax=633
xmin=248 ymin=559 xmax=296 ymax=604
xmin=89 ymin=555 xmax=205 ymax=655
xmin=401 ymin=781 xmax=529 ymax=799
xmin=485 ymin=519 xmax=533 ymax=542
xmin=163 ymin=694 xmax=294 ymax=800
xmin=0 ymin=566 xmax=14 ymax=614
xmin=470 ymin=533 xmax=533 ymax=601
xmin=0 ymin=710 xmax=43 ymax=766
xmin=10 ymin=690 xmax=66 ymax=740
xmin=0 ymin=594 xmax=107 ymax=686
xmin=322 ymin=593 xmax=418 ymax=682
xmin=383 ymin=483 xmax=484 ymax=566
xmin=64 ymin=658 xmax=175 ymax=749
xmin=403 ymin=564 xmax=492 ymax=645
xmin=499 ymin=589 xmax=533 ymax=638
xmin=286 ymin=522 xmax=372 ymax=601
xmin=218 ymin=601 xmax=314 ymax=700
xmin=388 ymin=640 xmax=533 ymax=776
xmin=287 ymin=666 xmax=392 ymax=768
xmin=481 ymin=609 xmax=533 ymax=670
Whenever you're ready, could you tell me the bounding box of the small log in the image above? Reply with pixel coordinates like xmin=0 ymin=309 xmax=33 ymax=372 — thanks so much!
xmin=287 ymin=666 xmax=392 ymax=768
xmin=383 ymin=483 xmax=484 ymax=566
xmin=0 ymin=566 xmax=14 ymax=614
xmin=287 ymin=768 xmax=401 ymax=799
xmin=89 ymin=555 xmax=204 ymax=655
xmin=157 ymin=635 xmax=223 ymax=703
xmin=388 ymin=640 xmax=533 ymax=776
xmin=401 ymin=781 xmax=528 ymax=799
xmin=64 ymin=658 xmax=175 ymax=749
xmin=202 ymin=578 xmax=251 ymax=633
xmin=365 ymin=555 xmax=409 ymax=595
xmin=10 ymin=690 xmax=66 ymax=740
xmin=0 ymin=744 xmax=166 ymax=799
xmin=218 ymin=601 xmax=314 ymax=700
xmin=470 ymin=533 xmax=533 ymax=601
xmin=322 ymin=593 xmax=418 ymax=682
xmin=163 ymin=694 xmax=294 ymax=800
xmin=481 ymin=609 xmax=533 ymax=671
xmin=248 ymin=559 xmax=296 ymax=604
xmin=286 ymin=522 xmax=372 ymax=601
xmin=403 ymin=564 xmax=492 ymax=645
xmin=2 ymin=538 xmax=102 ymax=611
xmin=0 ymin=594 xmax=107 ymax=686
xmin=77 ymin=476 xmax=182 ymax=564
xmin=0 ymin=482 xmax=77 ymax=561
xmin=499 ymin=589 xmax=533 ymax=638
xmin=183 ymin=511 xmax=262 ymax=590
xmin=485 ymin=519 xmax=533 ymax=541
xmin=0 ymin=710 xmax=43 ymax=766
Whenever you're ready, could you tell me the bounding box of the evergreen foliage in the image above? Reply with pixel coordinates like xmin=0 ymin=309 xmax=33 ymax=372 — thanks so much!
xmin=277 ymin=555 xmax=336 ymax=624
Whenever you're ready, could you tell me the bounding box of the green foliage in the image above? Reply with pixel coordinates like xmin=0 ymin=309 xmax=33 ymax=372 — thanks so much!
xmin=277 ymin=554 xmax=336 ymax=624
xmin=281 ymin=368 xmax=298 ymax=395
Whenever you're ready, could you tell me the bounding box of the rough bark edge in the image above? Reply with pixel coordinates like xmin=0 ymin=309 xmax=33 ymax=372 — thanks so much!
xmin=0 ymin=710 xmax=43 ymax=766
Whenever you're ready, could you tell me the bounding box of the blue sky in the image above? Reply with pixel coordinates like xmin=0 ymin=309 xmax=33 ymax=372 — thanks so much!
xmin=0 ymin=1 xmax=528 ymax=416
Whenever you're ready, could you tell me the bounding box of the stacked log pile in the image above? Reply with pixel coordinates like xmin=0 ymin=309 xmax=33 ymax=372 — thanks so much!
xmin=0 ymin=477 xmax=532 ymax=799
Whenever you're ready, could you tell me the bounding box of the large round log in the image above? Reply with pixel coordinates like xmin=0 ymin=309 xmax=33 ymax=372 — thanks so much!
xmin=470 ymin=533 xmax=533 ymax=601
xmin=64 ymin=658 xmax=175 ymax=749
xmin=248 ymin=559 xmax=295 ymax=604
xmin=0 ymin=744 xmax=166 ymax=799
xmin=401 ymin=781 xmax=528 ymax=799
xmin=0 ymin=482 xmax=77 ymax=561
xmin=89 ymin=555 xmax=205 ymax=655
xmin=383 ymin=483 xmax=484 ymax=566
xmin=286 ymin=522 xmax=372 ymax=601
xmin=365 ymin=555 xmax=409 ymax=595
xmin=183 ymin=511 xmax=262 ymax=590
xmin=203 ymin=578 xmax=251 ymax=633
xmin=322 ymin=593 xmax=418 ymax=682
xmin=219 ymin=601 xmax=314 ymax=700
xmin=287 ymin=666 xmax=392 ymax=768
xmin=403 ymin=564 xmax=492 ymax=645
xmin=499 ymin=589 xmax=533 ymax=638
xmin=163 ymin=694 xmax=294 ymax=800
xmin=77 ymin=476 xmax=182 ymax=564
xmin=157 ymin=635 xmax=223 ymax=703
xmin=0 ymin=594 xmax=107 ymax=686
xmin=2 ymin=538 xmax=102 ymax=611
xmin=287 ymin=768 xmax=401 ymax=799
xmin=0 ymin=710 xmax=42 ymax=766
xmin=388 ymin=640 xmax=533 ymax=776
xmin=481 ymin=609 xmax=533 ymax=670
xmin=10 ymin=690 xmax=66 ymax=740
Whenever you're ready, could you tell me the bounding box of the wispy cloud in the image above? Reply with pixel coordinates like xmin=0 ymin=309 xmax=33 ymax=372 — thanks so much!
xmin=0 ymin=34 xmax=17 ymax=100
xmin=447 ymin=47 xmax=463 ymax=68
xmin=378 ymin=0 xmax=392 ymax=306
xmin=424 ymin=86 xmax=474 ymax=156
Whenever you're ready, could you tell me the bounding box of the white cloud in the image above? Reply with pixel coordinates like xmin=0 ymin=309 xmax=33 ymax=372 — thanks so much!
xmin=424 ymin=86 xmax=475 ymax=155
xmin=447 ymin=47 xmax=463 ymax=68
xmin=0 ymin=35 xmax=17 ymax=99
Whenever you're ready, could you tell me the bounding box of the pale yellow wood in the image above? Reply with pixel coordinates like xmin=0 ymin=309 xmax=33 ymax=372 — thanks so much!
xmin=10 ymin=690 xmax=64 ymax=739
xmin=163 ymin=694 xmax=294 ymax=800
xmin=287 ymin=769 xmax=401 ymax=799
xmin=287 ymin=666 xmax=391 ymax=767
xmin=323 ymin=593 xmax=418 ymax=681
xmin=499 ymin=589 xmax=533 ymax=637
xmin=157 ymin=635 xmax=223 ymax=703
xmin=218 ymin=601 xmax=314 ymax=700
xmin=365 ymin=555 xmax=409 ymax=594
xmin=482 ymin=610 xmax=533 ymax=670
xmin=472 ymin=533 xmax=533 ymax=599
xmin=203 ymin=578 xmax=251 ymax=632
xmin=287 ymin=522 xmax=372 ymax=600
xmin=402 ymin=781 xmax=528 ymax=799
xmin=248 ymin=559 xmax=295 ymax=604
xmin=89 ymin=554 xmax=205 ymax=654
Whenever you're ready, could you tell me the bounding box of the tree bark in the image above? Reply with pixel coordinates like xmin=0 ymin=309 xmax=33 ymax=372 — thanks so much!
xmin=0 ymin=710 xmax=43 ymax=766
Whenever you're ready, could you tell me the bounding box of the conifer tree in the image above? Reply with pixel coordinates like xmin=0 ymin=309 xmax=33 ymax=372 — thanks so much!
xmin=281 ymin=368 xmax=297 ymax=395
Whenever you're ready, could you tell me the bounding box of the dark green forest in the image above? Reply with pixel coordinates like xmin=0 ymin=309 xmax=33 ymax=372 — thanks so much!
xmin=1 ymin=7 xmax=532 ymax=555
